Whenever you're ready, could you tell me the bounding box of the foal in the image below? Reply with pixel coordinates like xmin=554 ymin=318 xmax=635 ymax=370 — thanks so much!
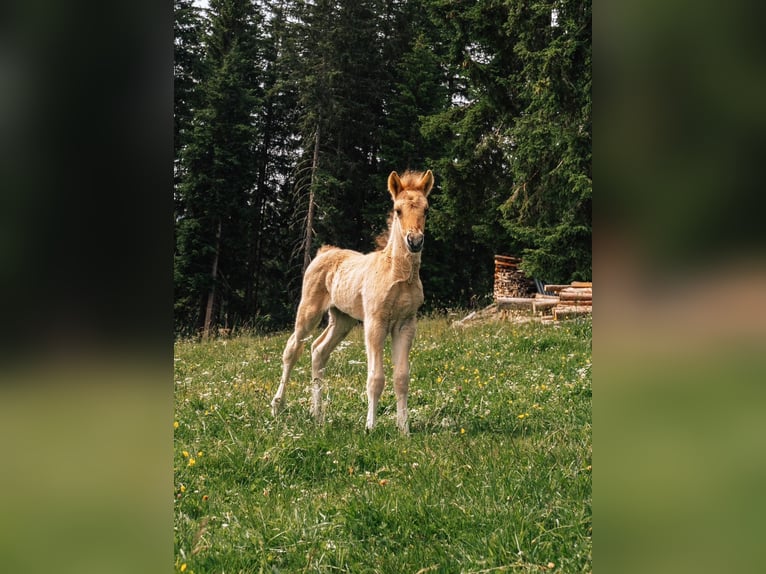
xmin=270 ymin=170 xmax=434 ymax=434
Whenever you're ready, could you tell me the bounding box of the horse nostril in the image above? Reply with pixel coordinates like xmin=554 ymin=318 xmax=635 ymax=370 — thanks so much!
xmin=406 ymin=233 xmax=424 ymax=252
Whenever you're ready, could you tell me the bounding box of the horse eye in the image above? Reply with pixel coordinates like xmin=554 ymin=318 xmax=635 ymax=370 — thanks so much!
xmin=395 ymin=208 xmax=402 ymax=216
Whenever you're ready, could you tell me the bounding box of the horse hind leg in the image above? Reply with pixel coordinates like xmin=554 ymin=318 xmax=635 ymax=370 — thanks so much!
xmin=270 ymin=299 xmax=327 ymax=417
xmin=309 ymin=308 xmax=357 ymax=422
xmin=270 ymin=331 xmax=302 ymax=416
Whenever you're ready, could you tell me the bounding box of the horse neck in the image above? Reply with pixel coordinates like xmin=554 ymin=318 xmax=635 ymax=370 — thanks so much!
xmin=384 ymin=217 xmax=421 ymax=284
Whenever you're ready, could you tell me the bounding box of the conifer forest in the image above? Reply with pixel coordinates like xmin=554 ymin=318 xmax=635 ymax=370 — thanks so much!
xmin=174 ymin=0 xmax=591 ymax=335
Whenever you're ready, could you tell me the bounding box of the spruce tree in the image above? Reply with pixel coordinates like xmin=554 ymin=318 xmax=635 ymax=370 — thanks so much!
xmin=420 ymin=0 xmax=591 ymax=300
xmin=498 ymin=0 xmax=592 ymax=283
xmin=174 ymin=0 xmax=208 ymax=205
xmin=411 ymin=0 xmax=520 ymax=306
xmin=172 ymin=0 xmax=592 ymax=331
xmin=291 ymin=0 xmax=388 ymax=255
xmin=174 ymin=0 xmax=263 ymax=336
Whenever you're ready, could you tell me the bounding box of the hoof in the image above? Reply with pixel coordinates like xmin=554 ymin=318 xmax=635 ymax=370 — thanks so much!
xmin=270 ymin=397 xmax=283 ymax=417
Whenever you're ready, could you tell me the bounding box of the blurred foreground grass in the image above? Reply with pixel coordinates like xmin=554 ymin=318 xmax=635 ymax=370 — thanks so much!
xmin=0 ymin=362 xmax=172 ymax=574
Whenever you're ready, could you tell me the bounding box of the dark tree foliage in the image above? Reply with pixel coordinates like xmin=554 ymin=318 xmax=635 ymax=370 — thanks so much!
xmin=497 ymin=0 xmax=592 ymax=283
xmin=175 ymin=0 xmax=271 ymax=335
xmin=174 ymin=0 xmax=208 ymax=193
xmin=174 ymin=0 xmax=592 ymax=334
xmin=421 ymin=0 xmax=591 ymax=298
xmin=291 ymin=0 xmax=389 ymax=253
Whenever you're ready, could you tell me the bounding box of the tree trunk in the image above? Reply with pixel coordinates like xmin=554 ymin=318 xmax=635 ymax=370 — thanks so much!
xmin=202 ymin=218 xmax=222 ymax=340
xmin=247 ymin=132 xmax=270 ymax=319
xmin=303 ymin=123 xmax=320 ymax=272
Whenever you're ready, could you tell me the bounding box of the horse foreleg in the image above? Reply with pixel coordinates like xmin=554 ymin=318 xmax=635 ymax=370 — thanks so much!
xmin=364 ymin=320 xmax=388 ymax=431
xmin=391 ymin=318 xmax=416 ymax=435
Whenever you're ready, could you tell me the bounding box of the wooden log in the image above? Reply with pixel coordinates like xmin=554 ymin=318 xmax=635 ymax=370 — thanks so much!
xmin=543 ymin=284 xmax=571 ymax=293
xmin=496 ymin=297 xmax=535 ymax=310
xmin=559 ymin=300 xmax=593 ymax=307
xmin=559 ymin=294 xmax=592 ymax=303
xmin=559 ymin=300 xmax=592 ymax=307
xmin=559 ymin=288 xmax=592 ymax=302
xmin=554 ymin=305 xmax=592 ymax=320
xmin=545 ymin=282 xmax=593 ymax=292
xmin=534 ymin=293 xmax=559 ymax=300
xmin=556 ymin=305 xmax=592 ymax=314
xmin=494 ymin=254 xmax=521 ymax=264
xmin=533 ymin=299 xmax=558 ymax=312
xmin=560 ymin=287 xmax=592 ymax=295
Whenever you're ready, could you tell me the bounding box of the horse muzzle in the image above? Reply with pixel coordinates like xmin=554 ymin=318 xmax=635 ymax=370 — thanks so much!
xmin=406 ymin=232 xmax=424 ymax=253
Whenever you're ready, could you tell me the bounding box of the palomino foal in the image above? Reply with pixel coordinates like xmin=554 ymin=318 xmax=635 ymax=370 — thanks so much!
xmin=270 ymin=170 xmax=434 ymax=434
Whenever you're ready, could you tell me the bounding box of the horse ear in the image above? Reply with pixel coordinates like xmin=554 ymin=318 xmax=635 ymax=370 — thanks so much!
xmin=388 ymin=171 xmax=403 ymax=199
xmin=420 ymin=170 xmax=434 ymax=197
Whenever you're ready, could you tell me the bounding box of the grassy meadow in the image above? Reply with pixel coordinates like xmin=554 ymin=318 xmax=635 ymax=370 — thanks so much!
xmin=174 ymin=315 xmax=592 ymax=573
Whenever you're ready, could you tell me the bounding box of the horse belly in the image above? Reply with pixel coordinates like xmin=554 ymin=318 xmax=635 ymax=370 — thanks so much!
xmin=329 ymin=259 xmax=367 ymax=320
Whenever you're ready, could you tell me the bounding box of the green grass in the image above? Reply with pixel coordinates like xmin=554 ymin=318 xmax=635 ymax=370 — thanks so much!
xmin=174 ymin=316 xmax=591 ymax=573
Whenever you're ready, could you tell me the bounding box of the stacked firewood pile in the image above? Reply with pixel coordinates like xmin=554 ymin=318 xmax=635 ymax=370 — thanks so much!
xmin=493 ymin=255 xmax=535 ymax=299
xmin=542 ymin=282 xmax=592 ymax=320
xmin=492 ymin=255 xmax=592 ymax=322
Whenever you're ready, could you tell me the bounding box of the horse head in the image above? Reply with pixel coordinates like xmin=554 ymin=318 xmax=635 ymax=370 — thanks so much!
xmin=387 ymin=170 xmax=434 ymax=253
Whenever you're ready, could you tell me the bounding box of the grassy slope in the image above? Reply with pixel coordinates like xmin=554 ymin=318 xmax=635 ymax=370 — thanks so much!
xmin=174 ymin=316 xmax=591 ymax=573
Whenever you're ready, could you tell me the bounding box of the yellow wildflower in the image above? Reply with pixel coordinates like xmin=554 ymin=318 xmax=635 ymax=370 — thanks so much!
xmin=180 ymin=564 xmax=187 ymax=572
xmin=188 ymin=458 xmax=196 ymax=467
xmin=173 ymin=421 xmax=179 ymax=429
xmin=179 ymin=484 xmax=186 ymax=493
xmin=460 ymin=428 xmax=466 ymax=434
xmin=182 ymin=450 xmax=189 ymax=458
